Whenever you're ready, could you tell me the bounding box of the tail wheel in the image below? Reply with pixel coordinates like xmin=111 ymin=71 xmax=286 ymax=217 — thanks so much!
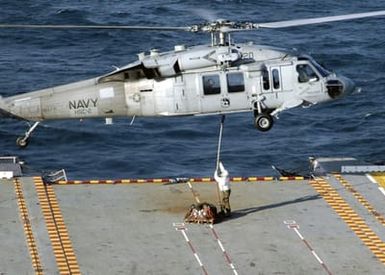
xmin=16 ymin=137 xmax=29 ymax=148
xmin=254 ymin=113 xmax=274 ymax=132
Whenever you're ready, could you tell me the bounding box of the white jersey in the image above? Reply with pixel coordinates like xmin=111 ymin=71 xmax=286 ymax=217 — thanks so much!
xmin=214 ymin=169 xmax=231 ymax=191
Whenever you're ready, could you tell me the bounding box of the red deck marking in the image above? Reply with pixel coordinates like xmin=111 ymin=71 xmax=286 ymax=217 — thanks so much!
xmin=174 ymin=223 xmax=208 ymax=275
xmin=208 ymin=224 xmax=239 ymax=275
xmin=284 ymin=220 xmax=332 ymax=275
xmin=54 ymin=175 xmax=308 ymax=185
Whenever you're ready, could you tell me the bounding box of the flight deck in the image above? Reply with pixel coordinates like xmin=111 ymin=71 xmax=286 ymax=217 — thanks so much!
xmin=2 ymin=173 xmax=385 ymax=274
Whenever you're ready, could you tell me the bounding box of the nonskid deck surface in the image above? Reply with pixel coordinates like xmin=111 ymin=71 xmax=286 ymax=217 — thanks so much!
xmin=1 ymin=174 xmax=385 ymax=274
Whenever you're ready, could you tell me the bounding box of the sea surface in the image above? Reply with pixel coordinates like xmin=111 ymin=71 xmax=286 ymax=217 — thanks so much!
xmin=0 ymin=1 xmax=384 ymax=179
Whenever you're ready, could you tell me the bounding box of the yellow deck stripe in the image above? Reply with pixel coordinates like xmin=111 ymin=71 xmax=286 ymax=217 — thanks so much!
xmin=14 ymin=178 xmax=44 ymax=275
xmin=56 ymin=176 xmax=281 ymax=185
xmin=371 ymin=173 xmax=385 ymax=188
xmin=310 ymin=177 xmax=385 ymax=265
xmin=279 ymin=176 xmax=305 ymax=181
xmin=334 ymin=174 xmax=385 ymax=227
xmin=33 ymin=177 xmax=81 ymax=275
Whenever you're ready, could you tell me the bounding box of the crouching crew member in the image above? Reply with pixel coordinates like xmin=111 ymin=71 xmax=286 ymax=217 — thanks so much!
xmin=214 ymin=162 xmax=231 ymax=217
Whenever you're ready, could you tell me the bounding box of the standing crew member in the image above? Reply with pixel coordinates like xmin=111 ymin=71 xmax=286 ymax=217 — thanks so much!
xmin=214 ymin=162 xmax=231 ymax=217
xmin=309 ymin=156 xmax=325 ymax=176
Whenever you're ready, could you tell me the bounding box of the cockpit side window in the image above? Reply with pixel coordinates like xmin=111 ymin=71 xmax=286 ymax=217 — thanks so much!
xmin=227 ymin=72 xmax=245 ymax=93
xmin=296 ymin=64 xmax=319 ymax=83
xmin=203 ymin=75 xmax=221 ymax=95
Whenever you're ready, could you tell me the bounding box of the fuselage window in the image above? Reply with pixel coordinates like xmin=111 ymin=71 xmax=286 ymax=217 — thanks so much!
xmin=203 ymin=75 xmax=221 ymax=95
xmin=272 ymin=69 xmax=280 ymax=89
xmin=227 ymin=73 xmax=245 ymax=93
xmin=296 ymin=64 xmax=319 ymax=83
xmin=262 ymin=69 xmax=270 ymax=90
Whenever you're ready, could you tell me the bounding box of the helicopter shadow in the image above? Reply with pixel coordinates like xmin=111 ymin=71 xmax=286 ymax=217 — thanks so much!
xmin=225 ymin=194 xmax=321 ymax=222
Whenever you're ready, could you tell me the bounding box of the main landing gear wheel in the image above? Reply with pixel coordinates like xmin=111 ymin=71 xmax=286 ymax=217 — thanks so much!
xmin=16 ymin=137 xmax=29 ymax=148
xmin=254 ymin=113 xmax=274 ymax=132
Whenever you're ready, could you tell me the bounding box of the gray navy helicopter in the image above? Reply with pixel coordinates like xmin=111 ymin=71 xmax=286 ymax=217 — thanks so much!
xmin=1 ymin=10 xmax=385 ymax=147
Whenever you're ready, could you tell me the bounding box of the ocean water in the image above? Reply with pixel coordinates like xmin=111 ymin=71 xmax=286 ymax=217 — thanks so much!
xmin=0 ymin=1 xmax=384 ymax=179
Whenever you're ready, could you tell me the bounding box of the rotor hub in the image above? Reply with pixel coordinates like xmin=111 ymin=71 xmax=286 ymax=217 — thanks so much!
xmin=189 ymin=20 xmax=257 ymax=46
xmin=190 ymin=20 xmax=256 ymax=34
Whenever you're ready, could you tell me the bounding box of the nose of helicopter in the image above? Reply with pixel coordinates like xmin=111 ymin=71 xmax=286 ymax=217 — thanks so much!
xmin=326 ymin=76 xmax=356 ymax=99
xmin=341 ymin=76 xmax=356 ymax=96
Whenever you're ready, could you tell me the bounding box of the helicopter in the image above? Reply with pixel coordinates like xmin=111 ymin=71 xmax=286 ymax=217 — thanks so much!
xmin=1 ymin=10 xmax=385 ymax=148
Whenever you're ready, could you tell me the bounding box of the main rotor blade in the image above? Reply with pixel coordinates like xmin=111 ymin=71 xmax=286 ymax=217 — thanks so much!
xmin=0 ymin=24 xmax=191 ymax=31
xmin=256 ymin=10 xmax=385 ymax=29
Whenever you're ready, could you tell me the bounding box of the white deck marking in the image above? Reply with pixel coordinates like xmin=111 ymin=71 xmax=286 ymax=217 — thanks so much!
xmin=366 ymin=174 xmax=377 ymax=184
xmin=366 ymin=174 xmax=385 ymax=197
xmin=208 ymin=224 xmax=239 ymax=275
xmin=174 ymin=223 xmax=208 ymax=275
xmin=379 ymin=187 xmax=385 ymax=197
xmin=284 ymin=220 xmax=332 ymax=275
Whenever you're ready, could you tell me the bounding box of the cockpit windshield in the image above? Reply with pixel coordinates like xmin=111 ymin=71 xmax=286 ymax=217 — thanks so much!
xmin=310 ymin=60 xmax=330 ymax=77
xmin=298 ymin=56 xmax=331 ymax=77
